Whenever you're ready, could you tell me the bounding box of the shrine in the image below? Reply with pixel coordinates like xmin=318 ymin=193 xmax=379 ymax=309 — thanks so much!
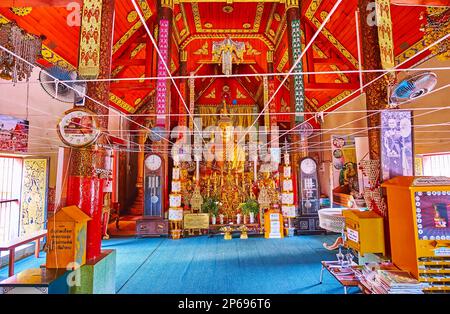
xmin=0 ymin=0 xmax=450 ymax=297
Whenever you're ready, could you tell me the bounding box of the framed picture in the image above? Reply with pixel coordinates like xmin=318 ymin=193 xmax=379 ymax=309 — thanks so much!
xmin=0 ymin=114 xmax=29 ymax=152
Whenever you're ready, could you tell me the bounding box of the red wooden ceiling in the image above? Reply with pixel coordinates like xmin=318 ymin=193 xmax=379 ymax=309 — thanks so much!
xmin=0 ymin=1 xmax=432 ymax=116
xmin=0 ymin=6 xmax=80 ymax=67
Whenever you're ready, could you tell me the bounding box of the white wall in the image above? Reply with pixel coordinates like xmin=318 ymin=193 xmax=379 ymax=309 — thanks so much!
xmin=317 ymin=56 xmax=450 ymax=196
xmin=0 ymin=68 xmax=72 ymax=186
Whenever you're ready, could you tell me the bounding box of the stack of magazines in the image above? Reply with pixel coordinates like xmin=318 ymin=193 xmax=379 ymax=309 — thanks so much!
xmin=355 ymin=263 xmax=429 ymax=294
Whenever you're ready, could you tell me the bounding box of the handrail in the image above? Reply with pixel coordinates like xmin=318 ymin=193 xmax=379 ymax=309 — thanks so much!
xmin=0 ymin=199 xmax=19 ymax=204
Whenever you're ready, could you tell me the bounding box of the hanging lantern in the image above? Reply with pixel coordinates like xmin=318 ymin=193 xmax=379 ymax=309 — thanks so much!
xmin=0 ymin=21 xmax=42 ymax=82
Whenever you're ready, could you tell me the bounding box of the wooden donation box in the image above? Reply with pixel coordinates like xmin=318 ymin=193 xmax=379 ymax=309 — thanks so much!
xmin=264 ymin=211 xmax=284 ymax=239
xmin=46 ymin=205 xmax=91 ymax=269
xmin=342 ymin=209 xmax=385 ymax=257
xmin=382 ymin=176 xmax=450 ymax=293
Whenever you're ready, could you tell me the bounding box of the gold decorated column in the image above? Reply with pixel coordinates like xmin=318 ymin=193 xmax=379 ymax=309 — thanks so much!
xmin=130 ymin=130 xmax=147 ymax=215
xmin=179 ymin=49 xmax=188 ymax=127
xmin=358 ymin=0 xmax=395 ymax=161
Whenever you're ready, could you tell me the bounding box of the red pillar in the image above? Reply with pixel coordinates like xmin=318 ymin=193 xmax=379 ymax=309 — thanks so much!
xmin=67 ymin=0 xmax=114 ymax=262
xmin=155 ymin=0 xmax=174 ymax=213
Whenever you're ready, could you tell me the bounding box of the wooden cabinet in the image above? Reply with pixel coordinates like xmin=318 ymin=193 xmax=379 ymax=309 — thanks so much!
xmin=342 ymin=210 xmax=385 ymax=257
xmin=136 ymin=219 xmax=168 ymax=237
xmin=382 ymin=176 xmax=450 ymax=293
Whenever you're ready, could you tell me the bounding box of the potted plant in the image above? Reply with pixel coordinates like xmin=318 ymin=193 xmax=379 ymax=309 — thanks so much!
xmin=239 ymin=198 xmax=259 ymax=224
xmin=201 ymin=196 xmax=219 ymax=224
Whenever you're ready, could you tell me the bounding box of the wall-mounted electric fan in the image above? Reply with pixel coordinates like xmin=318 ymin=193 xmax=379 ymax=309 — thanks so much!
xmin=390 ymin=72 xmax=438 ymax=105
xmin=39 ymin=66 xmax=87 ymax=105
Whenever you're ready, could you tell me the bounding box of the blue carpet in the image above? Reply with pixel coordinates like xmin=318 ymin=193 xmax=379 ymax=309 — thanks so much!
xmin=0 ymin=235 xmax=359 ymax=294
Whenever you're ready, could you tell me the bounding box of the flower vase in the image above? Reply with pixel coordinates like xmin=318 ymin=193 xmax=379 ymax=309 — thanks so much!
xmin=236 ymin=214 xmax=241 ymax=225
xmin=219 ymin=214 xmax=224 ymax=224
xmin=211 ymin=215 xmax=216 ymax=225
xmin=243 ymin=215 xmax=247 ymax=225
xmin=249 ymin=212 xmax=255 ymax=224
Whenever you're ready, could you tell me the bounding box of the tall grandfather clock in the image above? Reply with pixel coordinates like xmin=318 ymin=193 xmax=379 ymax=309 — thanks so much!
xmin=296 ymin=157 xmax=323 ymax=234
xmin=136 ymin=153 xmax=169 ymax=237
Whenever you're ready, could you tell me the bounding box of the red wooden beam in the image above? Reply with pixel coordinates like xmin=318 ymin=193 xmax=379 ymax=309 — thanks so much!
xmin=391 ymin=0 xmax=450 ymax=5
xmin=115 ymin=59 xmax=147 ymax=67
xmin=304 ymin=82 xmax=360 ymax=91
xmin=111 ymin=82 xmax=154 ymax=90
xmin=303 ymin=18 xmax=358 ymax=71
xmin=304 ymin=22 xmax=317 ymax=84
xmin=1 ymin=0 xmax=81 ymax=6
xmin=312 ymin=58 xmax=345 ymax=65
xmin=113 ymin=28 xmax=146 ymax=59
xmin=145 ymin=39 xmax=153 ymax=78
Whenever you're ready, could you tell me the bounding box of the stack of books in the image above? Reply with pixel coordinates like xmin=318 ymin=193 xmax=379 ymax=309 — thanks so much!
xmin=355 ymin=264 xmax=429 ymax=294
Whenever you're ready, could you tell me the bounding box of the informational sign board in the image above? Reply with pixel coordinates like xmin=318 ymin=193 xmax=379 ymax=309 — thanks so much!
xmin=183 ymin=213 xmax=210 ymax=229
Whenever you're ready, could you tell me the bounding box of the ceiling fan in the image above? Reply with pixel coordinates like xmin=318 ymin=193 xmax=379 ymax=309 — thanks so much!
xmin=390 ymin=71 xmax=438 ymax=105
xmin=39 ymin=66 xmax=88 ymax=105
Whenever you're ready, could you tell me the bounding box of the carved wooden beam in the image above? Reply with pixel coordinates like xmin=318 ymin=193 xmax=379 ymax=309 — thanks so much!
xmin=1 ymin=0 xmax=81 ymax=6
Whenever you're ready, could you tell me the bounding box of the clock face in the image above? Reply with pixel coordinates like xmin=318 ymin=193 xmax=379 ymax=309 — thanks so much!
xmin=57 ymin=109 xmax=100 ymax=147
xmin=301 ymin=158 xmax=316 ymax=175
xmin=145 ymin=154 xmax=162 ymax=171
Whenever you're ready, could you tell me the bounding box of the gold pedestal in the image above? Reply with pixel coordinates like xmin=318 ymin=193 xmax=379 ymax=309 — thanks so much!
xmin=224 ymin=231 xmax=232 ymax=240
xmin=171 ymin=229 xmax=182 ymax=240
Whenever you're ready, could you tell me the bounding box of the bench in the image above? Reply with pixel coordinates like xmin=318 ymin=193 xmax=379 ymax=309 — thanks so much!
xmin=0 ymin=230 xmax=47 ymax=277
xmin=319 ymin=260 xmax=359 ymax=294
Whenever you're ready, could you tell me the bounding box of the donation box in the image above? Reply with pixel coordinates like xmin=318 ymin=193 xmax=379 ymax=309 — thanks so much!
xmin=46 ymin=205 xmax=91 ymax=269
xmin=264 ymin=211 xmax=284 ymax=239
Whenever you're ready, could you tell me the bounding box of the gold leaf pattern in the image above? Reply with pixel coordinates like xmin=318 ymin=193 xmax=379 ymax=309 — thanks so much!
xmin=236 ymin=89 xmax=247 ymax=99
xmin=205 ymin=89 xmax=216 ymax=99
xmin=245 ymin=42 xmax=261 ymax=56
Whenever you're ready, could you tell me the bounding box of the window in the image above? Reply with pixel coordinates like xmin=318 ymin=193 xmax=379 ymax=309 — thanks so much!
xmin=422 ymin=153 xmax=450 ymax=177
xmin=0 ymin=156 xmax=23 ymax=243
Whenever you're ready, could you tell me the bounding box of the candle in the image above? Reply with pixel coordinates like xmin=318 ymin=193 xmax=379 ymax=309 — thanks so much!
xmin=253 ymin=158 xmax=257 ymax=183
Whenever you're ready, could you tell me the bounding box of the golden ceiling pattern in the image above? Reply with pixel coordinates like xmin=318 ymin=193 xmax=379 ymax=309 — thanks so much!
xmin=112 ymin=0 xmax=152 ymax=55
xmin=191 ymin=2 xmax=265 ymax=34
xmin=173 ymin=3 xmax=190 ymax=45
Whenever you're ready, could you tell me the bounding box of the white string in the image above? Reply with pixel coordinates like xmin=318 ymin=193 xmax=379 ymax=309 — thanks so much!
xmin=132 ymin=0 xmax=206 ymax=148
xmin=0 ymin=43 xmax=175 ymax=146
xmin=305 ymin=84 xmax=450 ymax=151
xmin=262 ymin=32 xmax=450 ymax=151
xmin=0 ymin=66 xmax=448 ymax=85
xmin=237 ymin=0 xmax=344 ymax=147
